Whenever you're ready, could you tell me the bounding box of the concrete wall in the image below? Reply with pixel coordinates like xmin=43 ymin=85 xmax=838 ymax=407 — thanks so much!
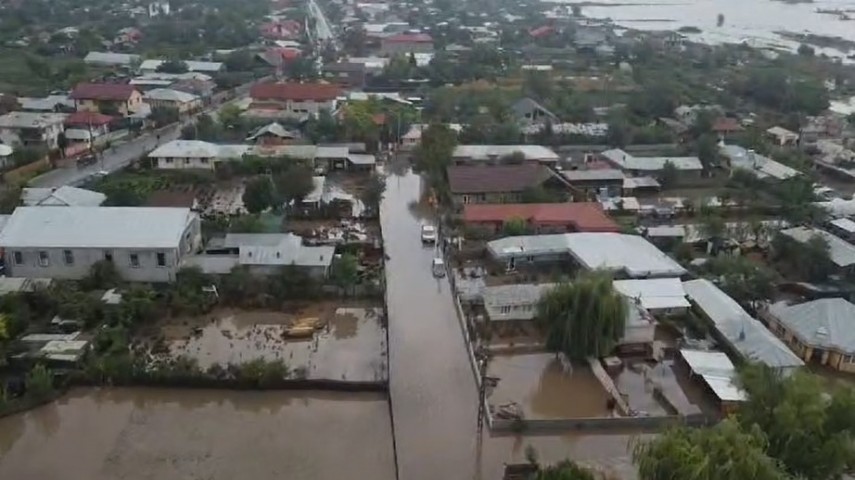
xmin=156 ymin=156 xmax=217 ymax=170
xmin=490 ymin=412 xmax=711 ymax=434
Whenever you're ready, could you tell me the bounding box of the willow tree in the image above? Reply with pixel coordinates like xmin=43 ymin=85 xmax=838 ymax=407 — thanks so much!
xmin=536 ymin=274 xmax=626 ymax=360
xmin=633 ymin=420 xmax=789 ymax=480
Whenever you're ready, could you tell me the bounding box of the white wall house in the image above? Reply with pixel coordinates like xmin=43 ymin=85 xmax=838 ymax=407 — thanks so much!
xmin=0 ymin=207 xmax=202 ymax=283
xmin=249 ymin=83 xmax=342 ymax=121
xmin=148 ymin=140 xmax=249 ymax=170
xmin=0 ymin=112 xmax=66 ymax=150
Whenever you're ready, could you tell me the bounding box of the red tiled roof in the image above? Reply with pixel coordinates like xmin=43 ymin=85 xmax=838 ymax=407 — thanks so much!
xmin=529 ymin=26 xmax=555 ymax=38
xmin=447 ymin=164 xmax=554 ymax=194
xmin=384 ymin=33 xmax=433 ymax=43
xmin=250 ymin=82 xmax=343 ymax=102
xmin=463 ymin=202 xmax=620 ymax=232
xmin=70 ymin=83 xmax=138 ymax=101
xmin=64 ymin=111 xmax=114 ymax=126
xmin=712 ymin=117 xmax=743 ymax=133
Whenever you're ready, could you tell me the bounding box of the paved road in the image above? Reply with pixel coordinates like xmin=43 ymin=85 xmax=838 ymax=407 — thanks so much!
xmin=307 ymin=0 xmax=335 ymax=45
xmin=29 ymin=80 xmax=263 ymax=189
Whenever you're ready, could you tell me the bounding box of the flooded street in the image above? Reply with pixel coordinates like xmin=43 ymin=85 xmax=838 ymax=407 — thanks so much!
xmin=0 ymin=388 xmax=396 ymax=480
xmin=381 ymin=168 xmax=643 ymax=480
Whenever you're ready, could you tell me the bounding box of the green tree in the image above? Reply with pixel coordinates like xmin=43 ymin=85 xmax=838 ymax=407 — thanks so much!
xmin=276 ymin=165 xmax=314 ymax=205
xmin=536 ymin=274 xmax=627 ymax=360
xmin=242 ymin=177 xmax=276 ymax=214
xmin=503 ymin=217 xmax=530 ymax=236
xmin=772 ymin=233 xmax=833 ymax=282
xmin=218 ymin=104 xmax=244 ymax=131
xmin=704 ymin=256 xmax=776 ymax=313
xmin=738 ymin=364 xmax=855 ymax=480
xmin=25 ymin=364 xmax=54 ymax=398
xmin=156 ymin=59 xmax=189 ymax=74
xmin=305 ymin=109 xmax=342 ymax=143
xmin=223 ymin=49 xmax=255 ymax=72
xmin=82 ymin=260 xmax=122 ymax=290
xmin=414 ymin=123 xmax=458 ymax=197
xmin=536 ymin=460 xmax=601 ymax=480
xmin=331 ymin=253 xmax=359 ymax=292
xmin=359 ymin=173 xmax=386 ymax=216
xmin=696 ymin=133 xmax=719 ymax=170
xmin=150 ymin=106 xmax=180 ymax=127
xmin=633 ymin=419 xmax=789 ymax=480
xmin=659 ymin=160 xmax=679 ymax=189
xmin=605 ymin=117 xmax=629 ymax=148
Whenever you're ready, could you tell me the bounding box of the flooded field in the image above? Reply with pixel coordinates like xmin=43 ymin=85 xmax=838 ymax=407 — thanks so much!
xmin=0 ymin=388 xmax=396 ymax=480
xmin=158 ymin=305 xmax=387 ymax=382
xmin=560 ymin=0 xmax=855 ymax=60
xmin=487 ymin=353 xmax=612 ymax=419
xmin=610 ymin=359 xmax=718 ymax=416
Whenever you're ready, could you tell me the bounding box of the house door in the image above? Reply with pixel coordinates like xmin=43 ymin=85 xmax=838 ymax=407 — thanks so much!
xmin=508 ymin=257 xmax=516 ymax=271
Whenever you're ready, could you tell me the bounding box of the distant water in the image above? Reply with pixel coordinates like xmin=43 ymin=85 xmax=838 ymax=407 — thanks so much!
xmin=546 ymin=0 xmax=855 ymax=60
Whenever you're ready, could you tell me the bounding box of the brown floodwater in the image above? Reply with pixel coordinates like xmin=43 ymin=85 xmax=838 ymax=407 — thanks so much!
xmin=161 ymin=306 xmax=386 ymax=382
xmin=381 ymin=167 xmax=643 ymax=480
xmin=487 ymin=353 xmax=612 ymax=419
xmin=610 ymin=359 xmax=717 ymax=417
xmin=0 ymin=388 xmax=396 ymax=480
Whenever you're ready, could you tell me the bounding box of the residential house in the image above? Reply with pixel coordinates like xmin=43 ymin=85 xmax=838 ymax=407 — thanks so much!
xmin=463 ymin=202 xmax=619 ymax=234
xmin=260 ymin=20 xmax=302 ymax=40
xmin=138 ymin=60 xmax=224 ymax=74
xmin=83 ymin=52 xmax=141 ymax=68
xmin=452 ymin=145 xmax=559 ymax=166
xmin=246 ymin=122 xmax=298 ymax=145
xmin=380 ymin=33 xmax=434 ymax=56
xmin=800 ymin=115 xmax=843 ymax=144
xmin=0 ymin=207 xmax=202 ymax=282
xmin=0 ymin=112 xmax=66 ymax=150
xmin=171 ymin=78 xmax=216 ymax=101
xmin=711 ymin=117 xmax=743 ymax=138
xmin=69 ymin=83 xmax=144 ymax=116
xmin=766 ymin=126 xmax=799 ymax=146
xmin=761 ymin=299 xmax=855 ymax=372
xmin=679 ymin=349 xmax=746 ymax=414
xmin=185 ymin=233 xmax=334 ymax=279
xmin=63 ymin=111 xmax=113 ymax=146
xmin=483 ymin=283 xmax=556 ymax=333
xmin=674 ymin=104 xmax=723 ymax=126
xmin=0 ymin=145 xmax=11 ymax=169
xmin=613 ymin=278 xmax=690 ymax=315
xmin=18 ymin=95 xmax=74 ymax=113
xmin=148 ymin=140 xmax=249 ymax=170
xmin=599 ymin=148 xmax=703 ymax=179
xmin=780 ymin=226 xmax=855 ymax=275
xmin=400 ymin=123 xmax=462 ymax=150
xmin=486 ymin=232 xmax=686 ymax=278
xmin=562 ymin=169 xmax=625 ymax=198
xmin=257 ymin=47 xmax=302 ymax=70
xmin=322 ymin=62 xmax=368 ymax=89
xmin=249 ymin=82 xmax=343 ymax=120
xmin=143 ymin=88 xmax=201 ymax=114
xmin=829 ymin=218 xmax=855 ymax=242
xmin=720 ymin=144 xmax=801 ymax=181
xmin=683 ymin=279 xmax=804 ymax=374
xmin=511 ymin=98 xmax=559 ymax=126
xmin=447 ymin=164 xmax=573 ymax=207
xmin=21 ymin=186 xmax=106 ymax=207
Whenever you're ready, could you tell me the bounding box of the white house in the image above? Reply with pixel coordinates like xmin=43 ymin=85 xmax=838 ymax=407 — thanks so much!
xmin=249 ymin=82 xmax=343 ymax=120
xmin=138 ymin=59 xmax=223 ymax=74
xmin=0 ymin=207 xmax=202 ymax=282
xmin=21 ymin=186 xmax=106 ymax=207
xmin=0 ymin=112 xmax=66 ymax=150
xmin=143 ymin=88 xmax=201 ymax=114
xmin=148 ymin=140 xmax=250 ymax=170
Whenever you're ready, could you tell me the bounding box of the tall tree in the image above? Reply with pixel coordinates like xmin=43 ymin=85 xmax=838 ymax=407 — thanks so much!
xmin=275 ymin=165 xmax=314 ymax=205
xmin=536 ymin=274 xmax=627 ymax=360
xmin=633 ymin=419 xmax=789 ymax=480
xmin=242 ymin=177 xmax=276 ymax=214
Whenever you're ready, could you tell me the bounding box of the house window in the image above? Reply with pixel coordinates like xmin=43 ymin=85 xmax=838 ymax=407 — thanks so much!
xmin=63 ymin=250 xmax=74 ymax=265
xmin=104 ymin=251 xmax=114 ymax=262
xmin=129 ymin=253 xmax=140 ymax=268
xmin=499 ymin=305 xmax=512 ymax=314
xmin=156 ymin=252 xmax=167 ymax=267
xmin=844 ymin=355 xmax=854 ymax=364
xmin=38 ymin=251 xmax=49 ymax=267
xmin=13 ymin=251 xmax=23 ymax=265
xmin=200 ymin=158 xmax=209 ymax=164
xmin=165 ymin=158 xmax=174 ymax=163
xmin=462 ymin=195 xmax=471 ymax=204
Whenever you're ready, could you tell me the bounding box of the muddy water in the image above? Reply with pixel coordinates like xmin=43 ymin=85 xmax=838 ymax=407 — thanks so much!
xmin=381 ymin=167 xmax=643 ymax=480
xmin=487 ymin=354 xmax=612 ymax=419
xmin=163 ymin=306 xmax=386 ymax=382
xmin=0 ymin=388 xmax=396 ymax=480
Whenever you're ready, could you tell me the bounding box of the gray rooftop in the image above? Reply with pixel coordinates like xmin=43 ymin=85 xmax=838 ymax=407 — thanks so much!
xmin=0 ymin=112 xmax=66 ymax=129
xmin=483 ymin=283 xmax=556 ymax=322
xmin=84 ymin=51 xmax=140 ymax=66
xmin=0 ymin=207 xmax=196 ymax=249
xmin=683 ymin=279 xmax=803 ymax=371
xmin=601 ymin=148 xmax=702 ymax=171
xmin=453 ymin=145 xmax=559 ymax=162
xmin=769 ymin=298 xmax=855 ymax=354
xmin=562 ymin=169 xmax=624 ymax=182
xmin=781 ymin=226 xmax=855 ymax=268
xmin=21 ymin=186 xmax=106 ymax=207
xmin=487 ymin=233 xmax=686 ymax=278
xmin=720 ymin=144 xmax=800 ymax=180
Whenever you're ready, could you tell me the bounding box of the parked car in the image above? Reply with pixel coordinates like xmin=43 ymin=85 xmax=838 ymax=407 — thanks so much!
xmin=421 ymin=224 xmax=437 ymax=244
xmin=432 ymin=257 xmax=446 ymax=277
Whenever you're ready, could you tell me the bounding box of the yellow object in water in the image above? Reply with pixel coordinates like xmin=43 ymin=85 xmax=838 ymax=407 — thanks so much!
xmin=284 ymin=317 xmax=322 ymax=337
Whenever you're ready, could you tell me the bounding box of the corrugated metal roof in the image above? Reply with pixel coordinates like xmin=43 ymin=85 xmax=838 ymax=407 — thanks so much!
xmin=680 ymin=349 xmax=746 ymax=402
xmin=483 ymin=283 xmax=556 ymax=322
xmin=22 ymin=186 xmax=106 ymax=207
xmin=452 ymin=145 xmax=559 ymax=162
xmin=613 ymin=278 xmax=690 ymax=310
xmin=601 ymin=148 xmax=702 ymax=171
xmin=769 ymin=298 xmax=855 ymax=353
xmin=683 ymin=279 xmax=804 ymax=371
xmin=781 ymin=226 xmax=855 ymax=267
xmin=0 ymin=207 xmax=195 ymax=249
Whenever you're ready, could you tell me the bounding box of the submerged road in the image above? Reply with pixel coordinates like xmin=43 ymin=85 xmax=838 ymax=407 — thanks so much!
xmin=381 ymin=169 xmax=481 ymax=480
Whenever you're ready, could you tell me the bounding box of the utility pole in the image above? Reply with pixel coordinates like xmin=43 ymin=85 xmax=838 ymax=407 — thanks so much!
xmin=476 ymin=354 xmax=487 ymax=433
